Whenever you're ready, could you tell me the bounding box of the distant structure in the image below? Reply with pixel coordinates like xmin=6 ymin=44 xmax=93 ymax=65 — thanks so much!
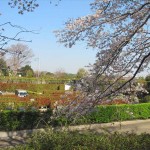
xmin=65 ymin=84 xmax=71 ymax=91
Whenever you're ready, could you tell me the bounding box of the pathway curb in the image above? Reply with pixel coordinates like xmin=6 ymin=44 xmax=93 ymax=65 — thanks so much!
xmin=0 ymin=119 xmax=150 ymax=138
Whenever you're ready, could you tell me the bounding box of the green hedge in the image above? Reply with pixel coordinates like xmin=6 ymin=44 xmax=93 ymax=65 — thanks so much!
xmin=49 ymin=103 xmax=150 ymax=126
xmin=141 ymin=95 xmax=150 ymax=103
xmin=0 ymin=82 xmax=64 ymax=92
xmin=84 ymin=103 xmax=150 ymax=124
xmin=0 ymin=110 xmax=52 ymax=131
xmin=1 ymin=103 xmax=150 ymax=131
xmin=0 ymin=77 xmax=71 ymax=84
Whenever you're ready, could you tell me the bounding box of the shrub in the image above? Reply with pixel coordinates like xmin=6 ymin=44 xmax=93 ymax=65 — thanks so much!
xmin=0 ymin=110 xmax=52 ymax=131
xmin=5 ymin=130 xmax=150 ymax=150
xmin=141 ymin=95 xmax=150 ymax=103
xmin=0 ymin=103 xmax=150 ymax=131
xmin=76 ymin=103 xmax=150 ymax=125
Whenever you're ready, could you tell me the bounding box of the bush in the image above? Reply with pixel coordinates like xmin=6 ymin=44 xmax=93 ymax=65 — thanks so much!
xmin=5 ymin=130 xmax=150 ymax=150
xmin=1 ymin=103 xmax=150 ymax=131
xmin=0 ymin=110 xmax=52 ymax=131
xmin=76 ymin=103 xmax=150 ymax=125
xmin=43 ymin=103 xmax=150 ymax=126
xmin=141 ymin=95 xmax=150 ymax=103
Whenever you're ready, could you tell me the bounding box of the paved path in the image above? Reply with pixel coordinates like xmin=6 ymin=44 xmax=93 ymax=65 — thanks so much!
xmin=64 ymin=119 xmax=150 ymax=134
xmin=0 ymin=119 xmax=150 ymax=148
xmin=0 ymin=136 xmax=27 ymax=148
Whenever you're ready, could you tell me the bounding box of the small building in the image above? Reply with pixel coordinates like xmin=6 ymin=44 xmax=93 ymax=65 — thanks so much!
xmin=65 ymin=84 xmax=71 ymax=91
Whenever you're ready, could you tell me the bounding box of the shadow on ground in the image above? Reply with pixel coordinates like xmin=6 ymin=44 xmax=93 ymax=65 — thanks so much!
xmin=0 ymin=136 xmax=28 ymax=148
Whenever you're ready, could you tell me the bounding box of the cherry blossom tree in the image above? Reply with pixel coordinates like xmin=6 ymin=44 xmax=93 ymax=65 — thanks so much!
xmin=8 ymin=0 xmax=39 ymax=14
xmin=55 ymin=0 xmax=150 ymax=119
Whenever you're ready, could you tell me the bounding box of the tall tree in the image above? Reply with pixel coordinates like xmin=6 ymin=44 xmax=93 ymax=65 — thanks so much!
xmin=20 ymin=65 xmax=34 ymax=77
xmin=76 ymin=68 xmax=88 ymax=79
xmin=55 ymin=0 xmax=150 ymax=119
xmin=55 ymin=68 xmax=67 ymax=78
xmin=7 ymin=43 xmax=34 ymax=75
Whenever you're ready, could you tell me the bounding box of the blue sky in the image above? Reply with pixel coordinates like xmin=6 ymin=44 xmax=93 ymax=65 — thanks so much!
xmin=0 ymin=0 xmax=97 ymax=74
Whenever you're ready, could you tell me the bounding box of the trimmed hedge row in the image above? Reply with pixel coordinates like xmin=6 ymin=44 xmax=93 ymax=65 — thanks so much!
xmin=0 ymin=110 xmax=52 ymax=131
xmin=0 ymin=103 xmax=150 ymax=131
xmin=0 ymin=77 xmax=71 ymax=84
xmin=48 ymin=103 xmax=150 ymax=126
xmin=0 ymin=82 xmax=64 ymax=92
xmin=85 ymin=103 xmax=150 ymax=124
